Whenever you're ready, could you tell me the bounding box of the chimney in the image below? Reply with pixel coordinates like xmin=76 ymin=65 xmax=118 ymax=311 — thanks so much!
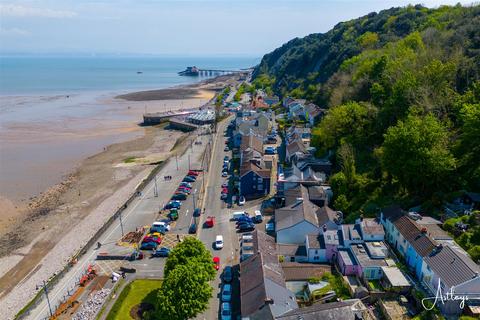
xmin=265 ymin=298 xmax=274 ymax=305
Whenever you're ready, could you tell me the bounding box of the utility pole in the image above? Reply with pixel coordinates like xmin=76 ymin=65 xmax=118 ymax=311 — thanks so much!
xmin=119 ymin=210 xmax=124 ymax=237
xmin=42 ymin=280 xmax=53 ymax=318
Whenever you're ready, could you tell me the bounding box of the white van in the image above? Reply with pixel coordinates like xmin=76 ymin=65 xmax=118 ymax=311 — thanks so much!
xmin=215 ymin=235 xmax=224 ymax=249
xmin=232 ymin=211 xmax=246 ymax=221
xmin=152 ymin=221 xmax=170 ymax=231
xmin=254 ymin=210 xmax=263 ymax=222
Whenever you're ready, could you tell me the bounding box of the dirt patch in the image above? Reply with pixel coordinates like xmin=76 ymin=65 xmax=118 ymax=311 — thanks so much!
xmin=130 ymin=302 xmax=154 ymax=319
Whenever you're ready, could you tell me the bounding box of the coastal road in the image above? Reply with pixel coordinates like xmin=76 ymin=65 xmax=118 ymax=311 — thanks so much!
xmin=195 ymin=116 xmax=241 ymax=320
xmin=27 ymin=129 xmax=211 ymax=320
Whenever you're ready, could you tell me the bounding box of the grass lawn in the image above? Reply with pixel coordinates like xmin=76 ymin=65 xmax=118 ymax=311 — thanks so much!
xmin=106 ymin=279 xmax=162 ymax=320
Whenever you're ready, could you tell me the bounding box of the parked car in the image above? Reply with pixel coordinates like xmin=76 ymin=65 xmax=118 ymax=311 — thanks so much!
xmin=254 ymin=210 xmax=263 ymax=223
xmin=224 ymin=146 xmax=229 ymax=152
xmin=152 ymin=247 xmax=170 ymax=257
xmin=224 ymin=156 xmax=229 ymax=161
xmin=238 ymin=196 xmax=246 ymax=206
xmin=205 ymin=216 xmax=216 ymax=228
xmin=193 ymin=208 xmax=202 ymax=217
xmin=179 ymin=182 xmax=192 ymax=188
xmin=183 ymin=176 xmax=196 ymax=183
xmin=188 ymin=223 xmax=197 ymax=234
xmin=142 ymin=236 xmax=161 ymax=244
xmin=171 ymin=193 xmax=187 ymax=200
xmin=221 ymin=284 xmax=232 ymax=302
xmin=231 ymin=211 xmax=247 ymax=221
xmin=168 ymin=210 xmax=178 ymax=221
xmin=222 ymin=171 xmax=228 ymax=177
xmin=221 ymin=302 xmax=232 ymax=320
xmin=140 ymin=241 xmax=158 ymax=250
xmin=213 ymin=256 xmax=220 ymax=270
xmin=222 ymin=182 xmax=228 ymax=188
xmin=164 ymin=201 xmax=181 ymax=209
xmin=177 ymin=187 xmax=191 ymax=194
xmin=223 ymin=266 xmax=233 ymax=283
xmin=238 ymin=224 xmax=255 ymax=232
xmin=188 ymin=170 xmax=199 ymax=176
xmin=265 ymin=147 xmax=276 ymax=155
xmin=152 ymin=221 xmax=170 ymax=231
xmin=237 ymin=222 xmax=255 ymax=230
xmin=215 ymin=235 xmax=224 ymax=249
xmin=222 ymin=187 xmax=228 ymax=194
xmin=265 ymin=222 xmax=275 ymax=232
xmin=236 ymin=218 xmax=253 ymax=226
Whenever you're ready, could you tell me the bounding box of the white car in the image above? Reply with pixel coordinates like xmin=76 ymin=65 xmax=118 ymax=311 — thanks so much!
xmin=215 ymin=235 xmax=224 ymax=249
xmin=238 ymin=196 xmax=246 ymax=206
xmin=152 ymin=221 xmax=170 ymax=231
xmin=222 ymin=171 xmax=228 ymax=177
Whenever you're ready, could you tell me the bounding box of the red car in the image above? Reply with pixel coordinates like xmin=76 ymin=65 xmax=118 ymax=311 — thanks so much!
xmin=222 ymin=187 xmax=228 ymax=194
xmin=188 ymin=170 xmax=199 ymax=176
xmin=142 ymin=236 xmax=162 ymax=244
xmin=205 ymin=216 xmax=216 ymax=228
xmin=213 ymin=256 xmax=220 ymax=270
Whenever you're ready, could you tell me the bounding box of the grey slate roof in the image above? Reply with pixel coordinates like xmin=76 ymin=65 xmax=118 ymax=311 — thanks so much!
xmin=392 ymin=215 xmax=438 ymax=257
xmin=424 ymin=244 xmax=480 ymax=288
xmin=277 ymin=299 xmax=367 ymax=320
xmin=240 ymin=231 xmax=298 ymax=319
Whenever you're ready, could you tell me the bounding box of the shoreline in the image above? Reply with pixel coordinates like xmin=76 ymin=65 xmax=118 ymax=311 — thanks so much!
xmin=0 ymin=73 xmax=239 ymax=317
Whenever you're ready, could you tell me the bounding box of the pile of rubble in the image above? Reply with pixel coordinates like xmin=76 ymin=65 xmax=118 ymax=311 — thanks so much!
xmin=72 ymin=288 xmax=111 ymax=320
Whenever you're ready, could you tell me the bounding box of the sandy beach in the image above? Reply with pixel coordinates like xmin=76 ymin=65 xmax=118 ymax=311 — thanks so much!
xmin=0 ymin=74 xmax=240 ymax=316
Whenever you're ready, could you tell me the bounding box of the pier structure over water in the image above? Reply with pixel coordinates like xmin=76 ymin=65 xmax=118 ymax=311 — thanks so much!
xmin=178 ymin=66 xmax=249 ymax=76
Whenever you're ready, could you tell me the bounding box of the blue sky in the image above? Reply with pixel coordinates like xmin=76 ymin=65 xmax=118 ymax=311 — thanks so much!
xmin=0 ymin=0 xmax=475 ymax=56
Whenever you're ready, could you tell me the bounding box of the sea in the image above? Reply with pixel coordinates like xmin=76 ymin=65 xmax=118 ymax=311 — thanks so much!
xmin=0 ymin=55 xmax=259 ymax=201
xmin=0 ymin=55 xmax=259 ymax=95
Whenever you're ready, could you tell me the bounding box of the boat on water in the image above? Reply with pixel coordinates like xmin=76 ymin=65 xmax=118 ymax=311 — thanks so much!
xmin=137 ymin=71 xmax=143 ymax=74
xmin=178 ymin=66 xmax=199 ymax=76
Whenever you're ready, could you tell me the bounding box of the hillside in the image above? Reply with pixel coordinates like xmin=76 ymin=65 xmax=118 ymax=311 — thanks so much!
xmin=253 ymin=4 xmax=480 ymax=221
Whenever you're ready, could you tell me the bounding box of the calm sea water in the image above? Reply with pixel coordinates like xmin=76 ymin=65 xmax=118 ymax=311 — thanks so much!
xmin=0 ymin=56 xmax=259 ymax=95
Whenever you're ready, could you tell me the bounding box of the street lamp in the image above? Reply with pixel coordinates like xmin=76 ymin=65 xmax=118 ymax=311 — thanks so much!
xmin=192 ymin=189 xmax=197 ymax=211
xmin=36 ymin=280 xmax=53 ymax=317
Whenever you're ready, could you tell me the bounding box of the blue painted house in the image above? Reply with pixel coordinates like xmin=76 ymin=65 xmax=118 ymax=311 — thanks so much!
xmin=380 ymin=206 xmax=437 ymax=280
xmin=239 ymin=160 xmax=271 ymax=199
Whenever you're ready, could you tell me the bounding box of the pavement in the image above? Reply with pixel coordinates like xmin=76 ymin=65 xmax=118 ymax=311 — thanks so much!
xmin=27 ymin=127 xmax=212 ymax=320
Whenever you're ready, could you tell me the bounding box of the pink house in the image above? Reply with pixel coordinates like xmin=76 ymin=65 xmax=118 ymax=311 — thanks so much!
xmin=323 ymin=229 xmax=341 ymax=262
xmin=337 ymin=248 xmax=361 ymax=277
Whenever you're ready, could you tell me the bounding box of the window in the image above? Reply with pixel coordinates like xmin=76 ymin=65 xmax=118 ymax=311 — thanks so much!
xmin=313 ymin=256 xmax=319 ymax=261
xmin=290 ymin=257 xmax=295 ymax=262
xmin=258 ymin=177 xmax=263 ymax=183
xmin=258 ymin=184 xmax=263 ymax=190
xmin=315 ymin=250 xmax=318 ymax=254
xmin=253 ymin=185 xmax=256 ymax=189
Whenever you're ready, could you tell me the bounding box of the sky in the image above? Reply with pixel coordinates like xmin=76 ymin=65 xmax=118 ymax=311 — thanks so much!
xmin=0 ymin=0 xmax=475 ymax=56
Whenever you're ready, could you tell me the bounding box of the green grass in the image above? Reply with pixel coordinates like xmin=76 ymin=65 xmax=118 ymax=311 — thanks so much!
xmin=321 ymin=272 xmax=352 ymax=300
xmin=123 ymin=156 xmax=137 ymax=163
xmin=368 ymin=280 xmax=382 ymax=291
xmin=106 ymin=279 xmax=162 ymax=320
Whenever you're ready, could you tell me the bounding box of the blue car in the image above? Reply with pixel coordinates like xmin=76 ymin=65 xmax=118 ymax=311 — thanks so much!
xmin=164 ymin=201 xmax=181 ymax=209
xmin=236 ymin=216 xmax=253 ymax=223
xmin=193 ymin=208 xmax=202 ymax=217
xmin=140 ymin=241 xmax=158 ymax=250
xmin=152 ymin=247 xmax=170 ymax=257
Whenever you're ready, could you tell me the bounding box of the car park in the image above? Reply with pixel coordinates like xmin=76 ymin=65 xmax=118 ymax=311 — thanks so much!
xmin=223 ymin=266 xmax=233 ymax=283
xmin=213 ymin=256 xmax=220 ymax=270
xmin=221 ymin=302 xmax=232 ymax=320
xmin=215 ymin=235 xmax=224 ymax=249
xmin=221 ymin=284 xmax=232 ymax=302
xmin=238 ymin=195 xmax=246 ymax=206
xmin=140 ymin=241 xmax=158 ymax=250
xmin=152 ymin=247 xmax=170 ymax=257
xmin=193 ymin=208 xmax=202 ymax=217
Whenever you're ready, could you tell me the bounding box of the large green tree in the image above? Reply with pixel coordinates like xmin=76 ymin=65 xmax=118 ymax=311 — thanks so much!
xmin=164 ymin=237 xmax=215 ymax=280
xmin=150 ymin=261 xmax=213 ymax=320
xmin=379 ymin=113 xmax=456 ymax=196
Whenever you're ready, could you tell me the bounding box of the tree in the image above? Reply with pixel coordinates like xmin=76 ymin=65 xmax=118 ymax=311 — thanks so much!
xmin=150 ymin=261 xmax=213 ymax=320
xmin=164 ymin=237 xmax=215 ymax=281
xmin=338 ymin=143 xmax=357 ymax=186
xmin=379 ymin=113 xmax=456 ymax=196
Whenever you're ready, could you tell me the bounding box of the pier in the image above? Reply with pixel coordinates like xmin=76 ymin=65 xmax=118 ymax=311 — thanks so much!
xmin=178 ymin=66 xmax=248 ymax=76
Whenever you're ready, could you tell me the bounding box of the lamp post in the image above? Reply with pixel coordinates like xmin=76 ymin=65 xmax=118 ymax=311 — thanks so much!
xmin=192 ymin=189 xmax=197 ymax=211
